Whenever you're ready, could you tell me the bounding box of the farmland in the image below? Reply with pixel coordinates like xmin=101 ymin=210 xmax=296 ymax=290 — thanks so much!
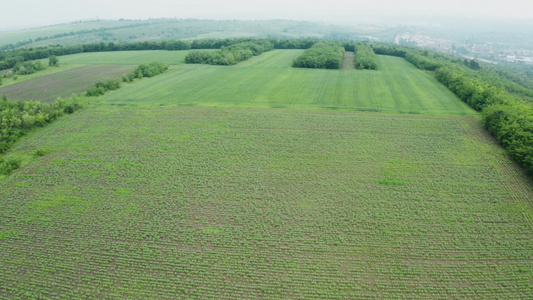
xmin=0 ymin=105 xmax=532 ymax=298
xmin=0 ymin=47 xmax=532 ymax=299
xmin=93 ymin=50 xmax=474 ymax=115
xmin=0 ymin=65 xmax=134 ymax=102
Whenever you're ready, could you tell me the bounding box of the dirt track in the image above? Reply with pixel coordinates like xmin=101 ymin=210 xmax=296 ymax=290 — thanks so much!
xmin=341 ymin=51 xmax=355 ymax=70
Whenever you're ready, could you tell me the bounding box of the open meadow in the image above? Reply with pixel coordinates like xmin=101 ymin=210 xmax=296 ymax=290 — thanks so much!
xmin=0 ymin=49 xmax=532 ymax=298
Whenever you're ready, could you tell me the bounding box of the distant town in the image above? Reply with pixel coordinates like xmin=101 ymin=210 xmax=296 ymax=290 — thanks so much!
xmin=395 ymin=33 xmax=533 ymax=65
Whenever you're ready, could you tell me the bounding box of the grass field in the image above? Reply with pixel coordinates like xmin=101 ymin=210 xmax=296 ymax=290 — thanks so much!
xmin=0 ymin=106 xmax=531 ymax=298
xmin=0 ymin=65 xmax=134 ymax=102
xmin=92 ymin=50 xmax=474 ymax=115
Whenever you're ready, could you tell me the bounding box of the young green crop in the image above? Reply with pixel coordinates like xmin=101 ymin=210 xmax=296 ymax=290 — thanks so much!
xmin=92 ymin=50 xmax=474 ymax=115
xmin=0 ymin=106 xmax=531 ymax=298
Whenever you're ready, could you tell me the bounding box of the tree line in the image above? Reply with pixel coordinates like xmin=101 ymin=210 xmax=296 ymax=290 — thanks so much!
xmin=0 ymin=38 xmax=318 ymax=71
xmin=87 ymin=62 xmax=169 ymax=96
xmin=185 ymin=41 xmax=274 ymax=65
xmin=354 ymin=44 xmax=378 ymax=70
xmin=292 ymin=42 xmax=345 ymax=69
xmin=372 ymin=43 xmax=533 ymax=176
xmin=0 ymin=23 xmax=150 ymax=51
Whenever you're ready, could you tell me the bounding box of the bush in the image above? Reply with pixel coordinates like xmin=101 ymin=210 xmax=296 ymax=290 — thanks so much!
xmin=86 ymin=86 xmax=106 ymax=97
xmin=136 ymin=62 xmax=169 ymax=77
xmin=0 ymin=157 xmax=21 ymax=175
xmin=483 ymin=102 xmax=533 ymax=175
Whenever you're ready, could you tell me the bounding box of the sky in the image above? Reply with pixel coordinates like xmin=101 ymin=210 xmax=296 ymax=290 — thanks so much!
xmin=1 ymin=0 xmax=533 ymax=30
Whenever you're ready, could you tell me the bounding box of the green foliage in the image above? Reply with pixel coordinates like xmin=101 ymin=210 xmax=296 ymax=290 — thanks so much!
xmin=355 ymin=44 xmax=377 ymax=70
xmin=49 ymin=55 xmax=59 ymax=66
xmin=483 ymin=102 xmax=533 ymax=175
xmin=134 ymin=62 xmax=169 ymax=78
xmin=12 ymin=61 xmax=46 ymax=75
xmin=0 ymin=106 xmax=531 ymax=298
xmin=87 ymin=63 xmax=168 ymax=96
xmin=96 ymin=79 xmax=121 ymax=91
xmin=93 ymin=51 xmax=470 ymax=114
xmin=463 ymin=59 xmax=481 ymax=70
xmin=372 ymin=43 xmax=533 ymax=176
xmin=0 ymin=157 xmax=20 ymax=175
xmin=0 ymin=37 xmax=314 ymax=71
xmin=292 ymin=42 xmax=345 ymax=69
xmin=0 ymin=98 xmax=82 ymax=156
xmin=85 ymin=86 xmax=106 ymax=97
xmin=185 ymin=40 xmax=274 ymax=66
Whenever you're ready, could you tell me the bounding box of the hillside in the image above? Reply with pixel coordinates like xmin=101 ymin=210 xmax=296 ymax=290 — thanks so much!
xmin=0 ymin=19 xmax=363 ymax=50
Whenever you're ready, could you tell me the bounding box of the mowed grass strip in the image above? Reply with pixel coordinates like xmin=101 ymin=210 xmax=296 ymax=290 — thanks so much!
xmin=0 ymin=65 xmax=134 ymax=102
xmin=92 ymin=50 xmax=474 ymax=115
xmin=0 ymin=106 xmax=531 ymax=298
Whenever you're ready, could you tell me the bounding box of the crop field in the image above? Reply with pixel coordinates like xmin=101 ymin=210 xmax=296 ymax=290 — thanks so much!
xmin=92 ymin=50 xmax=474 ymax=115
xmin=0 ymin=65 xmax=134 ymax=102
xmin=0 ymin=106 xmax=532 ymax=298
xmin=0 ymin=47 xmax=532 ymax=299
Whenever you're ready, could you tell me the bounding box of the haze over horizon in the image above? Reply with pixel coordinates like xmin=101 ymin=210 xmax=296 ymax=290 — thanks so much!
xmin=1 ymin=0 xmax=533 ymax=31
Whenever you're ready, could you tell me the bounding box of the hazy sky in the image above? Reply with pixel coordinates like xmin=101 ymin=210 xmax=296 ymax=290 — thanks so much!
xmin=1 ymin=0 xmax=532 ymax=30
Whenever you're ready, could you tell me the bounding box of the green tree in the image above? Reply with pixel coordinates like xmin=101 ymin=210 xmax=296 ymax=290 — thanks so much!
xmin=49 ymin=55 xmax=59 ymax=66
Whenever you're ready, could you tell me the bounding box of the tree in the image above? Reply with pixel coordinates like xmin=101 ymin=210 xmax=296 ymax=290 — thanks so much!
xmin=49 ymin=55 xmax=59 ymax=66
xmin=469 ymin=60 xmax=481 ymax=70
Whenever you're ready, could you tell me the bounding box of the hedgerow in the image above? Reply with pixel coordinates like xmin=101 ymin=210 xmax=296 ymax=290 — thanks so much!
xmin=87 ymin=62 xmax=169 ymax=96
xmin=355 ymin=44 xmax=377 ymax=70
xmin=185 ymin=40 xmax=274 ymax=65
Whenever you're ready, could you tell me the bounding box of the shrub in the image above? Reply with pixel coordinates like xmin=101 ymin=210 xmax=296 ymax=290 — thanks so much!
xmin=0 ymin=157 xmax=21 ymax=175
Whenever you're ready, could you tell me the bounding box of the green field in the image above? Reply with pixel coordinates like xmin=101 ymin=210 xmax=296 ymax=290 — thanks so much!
xmin=0 ymin=106 xmax=531 ymax=298
xmin=93 ymin=50 xmax=474 ymax=114
xmin=0 ymin=48 xmax=532 ymax=298
xmin=0 ymin=65 xmax=134 ymax=102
